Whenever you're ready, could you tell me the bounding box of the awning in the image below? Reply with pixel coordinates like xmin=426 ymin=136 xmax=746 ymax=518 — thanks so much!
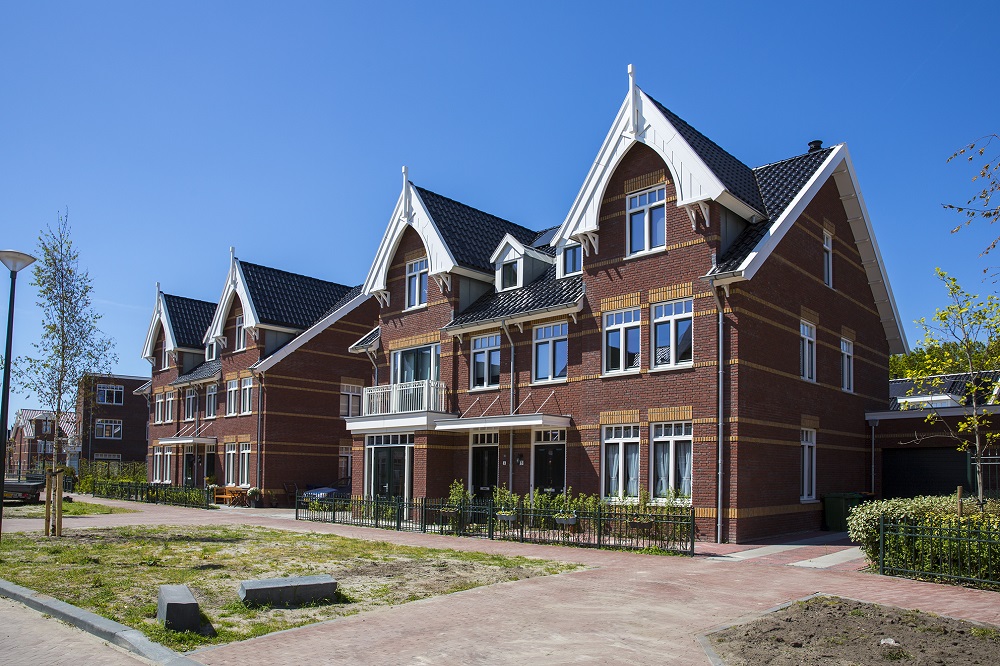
xmin=434 ymin=413 xmax=571 ymax=431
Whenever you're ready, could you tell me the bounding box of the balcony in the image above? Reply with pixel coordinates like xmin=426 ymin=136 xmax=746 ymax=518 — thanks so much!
xmin=363 ymin=380 xmax=448 ymax=416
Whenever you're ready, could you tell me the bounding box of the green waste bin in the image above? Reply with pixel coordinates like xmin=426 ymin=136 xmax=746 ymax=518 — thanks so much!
xmin=824 ymin=492 xmax=865 ymax=532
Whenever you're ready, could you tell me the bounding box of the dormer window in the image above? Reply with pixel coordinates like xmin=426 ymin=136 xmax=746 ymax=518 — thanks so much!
xmin=235 ymin=314 xmax=246 ymax=351
xmin=206 ymin=341 xmax=217 ymax=361
xmin=562 ymin=243 xmax=582 ymax=276
xmin=162 ymin=345 xmax=169 ymax=370
xmin=627 ymin=186 xmax=666 ymax=256
xmin=406 ymin=258 xmax=429 ymax=309
xmin=501 ymin=261 xmax=519 ymax=290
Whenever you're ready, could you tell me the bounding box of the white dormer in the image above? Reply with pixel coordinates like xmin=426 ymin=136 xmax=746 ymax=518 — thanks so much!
xmin=203 ymin=248 xmax=260 ymax=349
xmin=142 ymin=284 xmax=178 ymax=364
xmin=489 ymin=234 xmax=554 ymax=292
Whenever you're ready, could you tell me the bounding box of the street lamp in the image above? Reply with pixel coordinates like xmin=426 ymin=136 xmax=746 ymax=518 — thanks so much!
xmin=0 ymin=250 xmax=37 ymax=540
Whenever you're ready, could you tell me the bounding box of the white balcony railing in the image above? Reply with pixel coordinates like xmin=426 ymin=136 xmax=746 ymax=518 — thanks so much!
xmin=363 ymin=380 xmax=448 ymax=416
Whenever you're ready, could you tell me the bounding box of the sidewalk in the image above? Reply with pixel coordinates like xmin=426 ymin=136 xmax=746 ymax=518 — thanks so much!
xmin=4 ymin=496 xmax=999 ymax=665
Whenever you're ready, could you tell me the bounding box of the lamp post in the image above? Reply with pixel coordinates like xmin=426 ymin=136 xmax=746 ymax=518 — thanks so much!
xmin=0 ymin=250 xmax=37 ymax=540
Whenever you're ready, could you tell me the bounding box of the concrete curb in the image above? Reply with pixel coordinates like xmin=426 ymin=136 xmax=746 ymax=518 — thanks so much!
xmin=0 ymin=578 xmax=199 ymax=665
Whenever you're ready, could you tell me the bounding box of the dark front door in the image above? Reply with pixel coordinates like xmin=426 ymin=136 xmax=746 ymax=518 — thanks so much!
xmin=373 ymin=447 xmax=407 ymax=498
xmin=534 ymin=444 xmax=565 ymax=495
xmin=184 ymin=453 xmax=195 ymax=487
xmin=471 ymin=446 xmax=499 ymax=499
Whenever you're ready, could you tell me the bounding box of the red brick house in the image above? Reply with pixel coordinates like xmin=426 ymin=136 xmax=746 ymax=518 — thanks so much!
xmin=76 ymin=373 xmax=149 ymax=467
xmin=345 ymin=69 xmax=907 ymax=542
xmin=8 ymin=409 xmax=78 ymax=474
xmin=143 ymin=251 xmax=377 ymax=499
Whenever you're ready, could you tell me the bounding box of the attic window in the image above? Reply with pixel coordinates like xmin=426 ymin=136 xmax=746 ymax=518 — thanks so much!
xmin=627 ymin=186 xmax=666 ymax=256
xmin=501 ymin=260 xmax=519 ymax=290
xmin=406 ymin=258 xmax=429 ymax=309
xmin=206 ymin=341 xmax=217 ymax=361
xmin=562 ymin=243 xmax=582 ymax=276
xmin=235 ymin=314 xmax=246 ymax=351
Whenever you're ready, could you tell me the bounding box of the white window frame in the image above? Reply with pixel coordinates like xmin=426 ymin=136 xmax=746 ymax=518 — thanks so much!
xmin=651 ymin=299 xmax=694 ymax=369
xmin=163 ymin=446 xmax=174 ymax=484
xmin=533 ymin=322 xmax=568 ymax=383
xmin=205 ymin=341 xmax=217 ymax=361
xmin=841 ymin=338 xmax=854 ymax=393
xmin=800 ymin=428 xmax=817 ymax=501
xmin=560 ymin=242 xmax=582 ymax=277
xmin=184 ymin=388 xmax=198 ymax=421
xmin=626 ymin=185 xmax=667 ymax=256
xmin=240 ymin=377 xmax=253 ymax=415
xmin=96 ymin=384 xmax=124 ymax=405
xmin=800 ymin=320 xmax=816 ymax=382
xmin=364 ymin=433 xmax=415 ymax=498
xmin=205 ymin=384 xmax=217 ymax=418
xmin=340 ymin=383 xmax=363 ymax=417
xmin=405 ymin=258 xmax=429 ymax=309
xmin=390 ymin=344 xmax=441 ymax=384
xmin=468 ymin=431 xmax=500 ymax=490
xmin=224 ymin=442 xmax=237 ymax=486
xmin=471 ymin=334 xmax=501 ymax=389
xmin=601 ymin=425 xmax=641 ymax=500
xmin=226 ymin=380 xmax=238 ymax=416
xmin=823 ymin=231 xmax=833 ymax=287
xmin=500 ymin=260 xmax=520 ymax=291
xmin=339 ymin=445 xmax=353 ymax=483
xmin=41 ymin=420 xmax=52 ymax=434
xmin=152 ymin=446 xmax=162 ymax=482
xmin=651 ymin=422 xmax=693 ymax=501
xmin=154 ymin=394 xmax=164 ymax=423
xmin=234 ymin=314 xmax=246 ymax=351
xmin=531 ymin=429 xmax=567 ymax=497
xmin=164 ymin=391 xmax=175 ymax=422
xmin=162 ymin=346 xmax=169 ymax=370
xmin=239 ymin=442 xmax=251 ymax=487
xmin=94 ymin=418 xmax=122 ymax=439
xmin=603 ymin=308 xmax=642 ymax=375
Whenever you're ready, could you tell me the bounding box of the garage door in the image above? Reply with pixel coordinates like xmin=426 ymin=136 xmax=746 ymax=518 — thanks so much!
xmin=882 ymin=447 xmax=972 ymax=499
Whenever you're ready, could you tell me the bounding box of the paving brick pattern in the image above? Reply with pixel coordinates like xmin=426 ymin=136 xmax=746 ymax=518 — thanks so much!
xmin=4 ymin=496 xmax=999 ymax=665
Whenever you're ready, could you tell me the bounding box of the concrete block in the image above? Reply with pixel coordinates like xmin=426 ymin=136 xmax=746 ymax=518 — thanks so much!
xmin=157 ymin=584 xmax=200 ymax=632
xmin=238 ymin=574 xmax=337 ymax=607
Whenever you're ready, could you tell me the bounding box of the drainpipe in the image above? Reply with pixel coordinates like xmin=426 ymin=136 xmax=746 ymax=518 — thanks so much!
xmin=711 ymin=282 xmax=726 ymax=544
xmin=869 ymin=419 xmax=878 ymax=495
xmin=501 ymin=321 xmax=516 ymax=490
xmin=256 ymin=372 xmax=264 ymax=489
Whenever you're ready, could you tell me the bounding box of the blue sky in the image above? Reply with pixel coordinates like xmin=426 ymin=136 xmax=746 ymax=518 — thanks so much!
xmin=2 ymin=1 xmax=998 ymax=424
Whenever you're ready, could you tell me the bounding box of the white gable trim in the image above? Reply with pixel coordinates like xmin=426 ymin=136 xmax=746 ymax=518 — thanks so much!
xmin=203 ymin=257 xmax=260 ymax=346
xmin=489 ymin=233 xmax=553 ymax=265
xmin=361 ymin=174 xmax=462 ymax=304
xmin=251 ymin=292 xmax=370 ymax=374
xmin=713 ymin=144 xmax=907 ymax=355
xmin=141 ymin=290 xmax=177 ymax=362
xmin=552 ymin=87 xmax=759 ymax=248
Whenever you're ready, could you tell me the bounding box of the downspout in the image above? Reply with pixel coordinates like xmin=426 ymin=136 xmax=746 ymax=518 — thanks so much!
xmin=256 ymin=372 xmax=264 ymax=490
xmin=501 ymin=321 xmax=516 ymax=489
xmin=711 ymin=282 xmax=726 ymax=544
xmin=869 ymin=420 xmax=878 ymax=495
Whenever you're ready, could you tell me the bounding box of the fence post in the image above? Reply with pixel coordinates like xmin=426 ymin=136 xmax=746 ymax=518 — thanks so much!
xmin=488 ymin=499 xmax=494 ymax=540
xmin=596 ymin=503 xmax=603 ymax=548
xmin=879 ymin=514 xmax=885 ymax=576
xmin=396 ymin=496 xmax=403 ymax=531
xmin=689 ymin=508 xmax=696 ymax=555
xmin=420 ymin=498 xmax=427 ymax=532
xmin=295 ymin=494 xmax=299 ymax=521
xmin=519 ymin=499 xmax=525 ymax=543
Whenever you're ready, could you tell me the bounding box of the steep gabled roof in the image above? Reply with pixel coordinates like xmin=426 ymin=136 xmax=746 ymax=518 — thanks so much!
xmin=162 ymin=294 xmax=216 ymax=349
xmin=444 ymin=267 xmax=584 ymax=332
xmin=648 ymin=96 xmax=766 ymax=217
xmin=13 ymin=409 xmax=78 ymax=439
xmin=240 ymin=261 xmax=355 ymax=330
xmin=713 ymin=147 xmax=835 ymax=273
xmin=414 ymin=186 xmax=538 ymax=274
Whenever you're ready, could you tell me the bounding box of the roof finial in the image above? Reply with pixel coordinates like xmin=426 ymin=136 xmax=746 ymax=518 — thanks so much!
xmin=402 ymin=165 xmax=412 ymax=222
xmin=230 ymin=246 xmax=235 ymax=263
xmin=155 ymin=281 xmax=160 ymax=296
xmin=628 ymin=63 xmax=635 ymax=87
xmin=627 ymin=64 xmax=639 ymax=135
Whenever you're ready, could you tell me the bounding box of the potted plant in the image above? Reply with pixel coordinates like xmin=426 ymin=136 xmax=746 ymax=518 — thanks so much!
xmin=553 ymin=487 xmax=577 ymax=526
xmin=247 ymin=486 xmax=263 ymax=508
xmin=440 ymin=479 xmax=470 ymax=527
xmin=493 ymin=485 xmax=518 ymax=524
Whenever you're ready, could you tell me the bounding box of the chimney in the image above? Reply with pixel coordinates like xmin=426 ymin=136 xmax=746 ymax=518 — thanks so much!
xmin=808 ymin=139 xmax=823 ymax=153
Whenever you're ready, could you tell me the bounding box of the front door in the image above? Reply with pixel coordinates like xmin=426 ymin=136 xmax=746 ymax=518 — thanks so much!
xmin=183 ymin=453 xmax=195 ymax=487
xmin=533 ymin=444 xmax=565 ymax=495
xmin=373 ymin=447 xmax=406 ymax=498
xmin=471 ymin=446 xmax=498 ymax=499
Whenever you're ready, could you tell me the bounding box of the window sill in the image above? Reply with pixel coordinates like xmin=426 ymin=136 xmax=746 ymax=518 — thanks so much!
xmin=468 ymin=386 xmax=500 ymax=394
xmin=239 ymin=411 xmax=254 ymax=416
xmin=800 ymin=377 xmax=816 ymax=383
xmin=601 ymin=370 xmax=642 ymax=379
xmin=203 ymin=415 xmax=217 ymax=420
xmin=648 ymin=364 xmax=694 ymax=375
xmin=800 ymin=498 xmax=820 ymax=504
xmin=624 ymin=247 xmax=667 ymax=262
xmin=530 ymin=378 xmax=567 ymax=387
xmin=403 ymin=304 xmax=428 ymax=313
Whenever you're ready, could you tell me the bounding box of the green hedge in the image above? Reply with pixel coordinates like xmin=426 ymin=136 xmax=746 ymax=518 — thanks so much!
xmin=848 ymin=494 xmax=1000 ymax=563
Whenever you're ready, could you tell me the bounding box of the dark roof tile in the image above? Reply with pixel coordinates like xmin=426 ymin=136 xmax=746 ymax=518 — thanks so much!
xmin=445 ymin=266 xmax=584 ymax=330
xmin=240 ymin=261 xmax=354 ymax=329
xmin=171 ymin=359 xmax=222 ymax=385
xmin=349 ymin=326 xmax=381 ymax=353
xmin=163 ymin=294 xmax=216 ymax=349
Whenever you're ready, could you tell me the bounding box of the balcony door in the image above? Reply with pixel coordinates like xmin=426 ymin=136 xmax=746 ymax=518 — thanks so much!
xmin=392 ymin=344 xmax=440 ymax=384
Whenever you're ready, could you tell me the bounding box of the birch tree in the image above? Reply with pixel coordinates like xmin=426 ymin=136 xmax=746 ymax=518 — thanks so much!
xmin=17 ymin=213 xmax=116 ymax=534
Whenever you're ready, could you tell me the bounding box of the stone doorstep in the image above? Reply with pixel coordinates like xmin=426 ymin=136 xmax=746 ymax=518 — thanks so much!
xmin=238 ymin=574 xmax=338 ymax=607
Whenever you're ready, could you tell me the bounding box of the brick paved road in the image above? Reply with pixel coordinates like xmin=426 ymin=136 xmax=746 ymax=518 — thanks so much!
xmin=0 ymin=596 xmax=153 ymax=665
xmin=5 ymin=496 xmax=1000 ymax=665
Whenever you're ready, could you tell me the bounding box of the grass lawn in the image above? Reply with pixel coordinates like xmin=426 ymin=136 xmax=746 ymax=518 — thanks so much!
xmin=0 ymin=525 xmax=579 ymax=651
xmin=2 ymin=500 xmax=137 ymax=519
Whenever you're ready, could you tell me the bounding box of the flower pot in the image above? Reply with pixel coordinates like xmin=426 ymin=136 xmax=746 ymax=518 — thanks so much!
xmin=496 ymin=512 xmax=517 ymax=523
xmin=554 ymin=515 xmax=577 ymax=526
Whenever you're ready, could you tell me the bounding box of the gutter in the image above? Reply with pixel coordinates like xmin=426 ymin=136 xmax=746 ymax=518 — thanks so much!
xmin=443 ymin=298 xmax=584 ymax=338
xmin=500 ymin=321 xmax=516 ymax=491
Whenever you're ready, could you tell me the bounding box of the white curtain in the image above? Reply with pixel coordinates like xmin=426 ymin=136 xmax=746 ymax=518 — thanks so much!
xmin=625 ymin=443 xmax=639 ymax=497
xmin=606 ymin=445 xmax=620 ymax=498
xmin=654 ymin=442 xmax=669 ymax=497
xmin=675 ymin=441 xmax=692 ymax=496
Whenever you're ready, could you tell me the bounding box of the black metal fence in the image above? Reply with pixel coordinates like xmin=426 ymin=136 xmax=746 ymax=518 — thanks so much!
xmin=296 ymin=496 xmax=695 ymax=555
xmin=92 ymin=481 xmax=212 ymax=509
xmin=879 ymin=516 xmax=1000 ymax=588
